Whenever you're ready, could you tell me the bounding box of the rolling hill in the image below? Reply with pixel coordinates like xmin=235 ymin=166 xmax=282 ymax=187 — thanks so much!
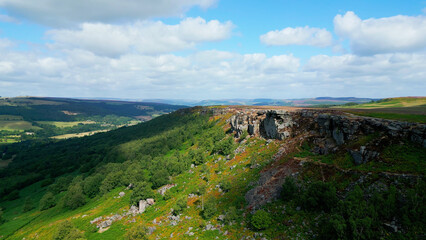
xmin=0 ymin=97 xmax=185 ymax=143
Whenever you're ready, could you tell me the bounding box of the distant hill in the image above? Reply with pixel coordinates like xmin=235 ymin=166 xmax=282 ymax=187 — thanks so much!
xmin=338 ymin=96 xmax=426 ymax=109
xmin=0 ymin=97 xmax=185 ymax=143
xmin=142 ymin=97 xmax=376 ymax=107
xmin=336 ymin=97 xmax=426 ymax=123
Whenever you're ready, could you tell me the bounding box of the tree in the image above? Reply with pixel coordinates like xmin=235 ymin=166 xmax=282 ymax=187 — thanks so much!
xmin=83 ymin=174 xmax=103 ymax=198
xmin=150 ymin=168 xmax=169 ymax=189
xmin=64 ymin=184 xmax=86 ymax=210
xmin=40 ymin=192 xmax=56 ymax=210
xmin=99 ymin=171 xmax=123 ymax=194
xmin=130 ymin=182 xmax=154 ymax=206
xmin=250 ymin=210 xmax=272 ymax=231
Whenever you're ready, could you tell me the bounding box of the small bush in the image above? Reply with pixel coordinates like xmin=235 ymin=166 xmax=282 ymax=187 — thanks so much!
xmin=125 ymin=224 xmax=147 ymax=240
xmin=281 ymin=177 xmax=298 ymax=201
xmin=226 ymin=206 xmax=238 ymax=223
xmin=53 ymin=220 xmax=84 ymax=240
xmin=0 ymin=208 xmax=5 ymax=225
xmin=172 ymin=196 xmax=187 ymax=215
xmin=130 ymin=182 xmax=154 ymax=206
xmin=300 ymin=181 xmax=337 ymax=212
xmin=5 ymin=190 xmax=19 ymax=201
xmin=22 ymin=197 xmax=34 ymax=213
xmin=40 ymin=192 xmax=56 ymax=210
xmin=201 ymin=197 xmax=217 ymax=219
xmin=250 ymin=210 xmax=272 ymax=231
xmin=219 ymin=179 xmax=231 ymax=193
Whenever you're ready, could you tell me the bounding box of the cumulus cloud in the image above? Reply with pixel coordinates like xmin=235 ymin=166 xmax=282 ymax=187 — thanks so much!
xmin=0 ymin=0 xmax=217 ymax=26
xmin=260 ymin=26 xmax=333 ymax=47
xmin=1 ymin=41 xmax=425 ymax=99
xmin=47 ymin=17 xmax=234 ymax=57
xmin=334 ymin=11 xmax=426 ymax=55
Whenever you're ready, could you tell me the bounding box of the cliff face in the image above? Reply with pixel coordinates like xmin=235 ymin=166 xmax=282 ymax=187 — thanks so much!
xmin=222 ymin=107 xmax=426 ymax=210
xmin=229 ymin=108 xmax=426 ymax=148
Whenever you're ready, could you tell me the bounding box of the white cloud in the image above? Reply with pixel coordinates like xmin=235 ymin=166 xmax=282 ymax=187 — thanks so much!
xmin=334 ymin=11 xmax=426 ymax=55
xmin=0 ymin=13 xmax=18 ymax=23
xmin=47 ymin=17 xmax=234 ymax=57
xmin=0 ymin=0 xmax=217 ymax=26
xmin=260 ymin=26 xmax=333 ymax=47
xmin=0 ymin=38 xmax=14 ymax=49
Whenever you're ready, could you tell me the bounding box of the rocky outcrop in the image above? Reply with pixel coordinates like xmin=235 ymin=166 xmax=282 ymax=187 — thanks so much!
xmin=225 ymin=107 xmax=426 ymax=210
xmin=139 ymin=198 xmax=155 ymax=213
xmin=229 ymin=110 xmax=295 ymax=139
xmin=229 ymin=108 xmax=426 ymax=148
xmin=349 ymin=146 xmax=380 ymax=165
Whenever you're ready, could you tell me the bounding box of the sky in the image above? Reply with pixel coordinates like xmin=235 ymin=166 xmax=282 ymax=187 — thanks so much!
xmin=0 ymin=0 xmax=425 ymax=100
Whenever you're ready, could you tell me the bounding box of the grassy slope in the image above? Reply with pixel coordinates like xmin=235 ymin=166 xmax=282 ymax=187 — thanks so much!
xmin=335 ymin=97 xmax=426 ymax=123
xmin=1 ymin=114 xmax=280 ymax=239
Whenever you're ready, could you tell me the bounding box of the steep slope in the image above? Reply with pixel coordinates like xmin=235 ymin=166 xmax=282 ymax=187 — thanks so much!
xmin=0 ymin=106 xmax=424 ymax=239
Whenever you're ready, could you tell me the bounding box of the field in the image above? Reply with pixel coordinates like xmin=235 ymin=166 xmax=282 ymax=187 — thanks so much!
xmin=37 ymin=121 xmax=97 ymax=128
xmin=0 ymin=121 xmax=40 ymax=131
xmin=51 ymin=130 xmax=110 ymax=139
xmin=334 ymin=97 xmax=426 ymax=123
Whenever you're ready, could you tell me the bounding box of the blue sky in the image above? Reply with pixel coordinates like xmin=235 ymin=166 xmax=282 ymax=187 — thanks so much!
xmin=0 ymin=0 xmax=425 ymax=99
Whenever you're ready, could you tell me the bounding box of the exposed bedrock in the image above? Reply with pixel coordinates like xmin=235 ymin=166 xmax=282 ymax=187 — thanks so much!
xmin=229 ymin=109 xmax=426 ymax=148
xmin=225 ymin=107 xmax=426 ymax=210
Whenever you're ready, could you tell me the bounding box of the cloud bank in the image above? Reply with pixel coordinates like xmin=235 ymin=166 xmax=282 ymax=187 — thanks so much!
xmin=0 ymin=0 xmax=217 ymax=26
xmin=334 ymin=11 xmax=426 ymax=55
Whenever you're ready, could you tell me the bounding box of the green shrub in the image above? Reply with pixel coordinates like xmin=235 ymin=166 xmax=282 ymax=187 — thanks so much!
xmin=22 ymin=197 xmax=33 ymax=212
xmin=125 ymin=224 xmax=148 ymax=240
xmin=281 ymin=177 xmax=298 ymax=201
xmin=130 ymin=182 xmax=154 ymax=206
xmin=172 ymin=196 xmax=187 ymax=215
xmin=83 ymin=174 xmax=103 ymax=198
xmin=201 ymin=197 xmax=217 ymax=219
xmin=5 ymin=190 xmax=19 ymax=201
xmin=213 ymin=137 xmax=235 ymax=156
xmin=40 ymin=192 xmax=56 ymax=210
xmin=150 ymin=168 xmax=169 ymax=189
xmin=64 ymin=184 xmax=86 ymax=210
xmin=219 ymin=179 xmax=231 ymax=193
xmin=226 ymin=206 xmax=238 ymax=223
xmin=99 ymin=171 xmax=123 ymax=194
xmin=0 ymin=208 xmax=5 ymax=225
xmin=53 ymin=220 xmax=85 ymax=240
xmin=250 ymin=210 xmax=272 ymax=231
xmin=300 ymin=181 xmax=337 ymax=212
xmin=317 ymin=213 xmax=347 ymax=240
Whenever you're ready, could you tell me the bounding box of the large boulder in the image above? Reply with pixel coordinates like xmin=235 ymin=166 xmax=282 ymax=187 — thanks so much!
xmin=139 ymin=200 xmax=148 ymax=213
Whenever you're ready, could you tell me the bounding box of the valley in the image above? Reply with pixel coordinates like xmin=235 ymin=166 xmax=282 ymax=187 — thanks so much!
xmin=0 ymin=97 xmax=184 ymax=144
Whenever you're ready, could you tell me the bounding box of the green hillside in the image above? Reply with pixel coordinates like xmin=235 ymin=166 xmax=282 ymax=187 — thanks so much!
xmin=0 ymin=97 xmax=184 ymax=143
xmin=0 ymin=107 xmax=424 ymax=239
xmin=335 ymin=97 xmax=426 ymax=123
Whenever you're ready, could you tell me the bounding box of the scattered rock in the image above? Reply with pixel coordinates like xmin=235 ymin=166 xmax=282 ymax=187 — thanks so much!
xmin=147 ymin=226 xmax=156 ymax=235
